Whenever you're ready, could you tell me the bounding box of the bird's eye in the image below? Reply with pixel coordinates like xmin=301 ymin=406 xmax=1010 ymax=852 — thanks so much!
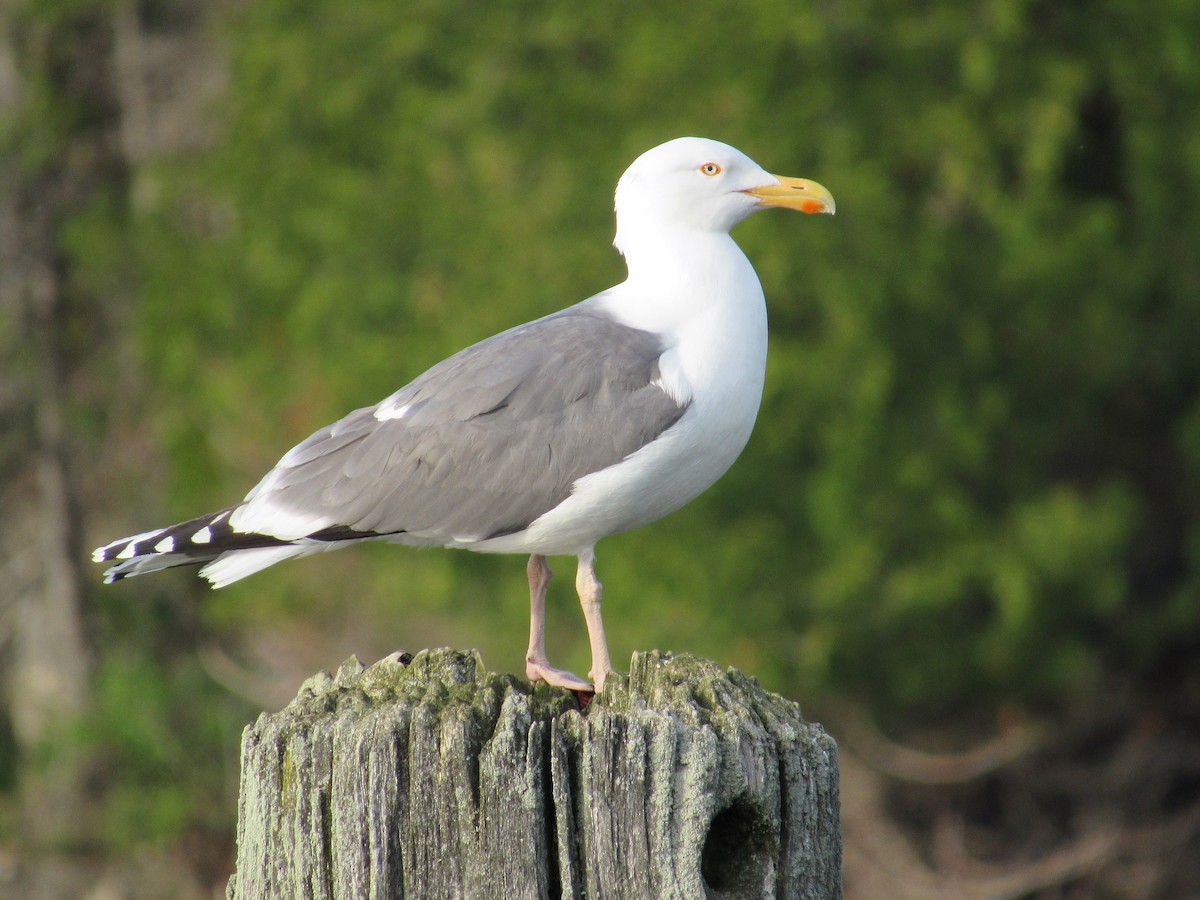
xmin=699 ymin=162 xmax=722 ymax=176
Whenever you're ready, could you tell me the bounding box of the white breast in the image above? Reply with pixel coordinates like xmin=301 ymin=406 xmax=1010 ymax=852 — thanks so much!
xmin=472 ymin=231 xmax=768 ymax=556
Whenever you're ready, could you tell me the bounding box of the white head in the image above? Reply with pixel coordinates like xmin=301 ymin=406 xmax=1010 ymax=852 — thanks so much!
xmin=613 ymin=137 xmax=834 ymax=256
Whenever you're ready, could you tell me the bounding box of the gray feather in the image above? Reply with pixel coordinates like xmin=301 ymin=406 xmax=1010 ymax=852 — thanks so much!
xmin=244 ymin=302 xmax=688 ymax=542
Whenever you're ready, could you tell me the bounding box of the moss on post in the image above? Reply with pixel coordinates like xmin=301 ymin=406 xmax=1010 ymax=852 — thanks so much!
xmin=227 ymin=649 xmax=841 ymax=899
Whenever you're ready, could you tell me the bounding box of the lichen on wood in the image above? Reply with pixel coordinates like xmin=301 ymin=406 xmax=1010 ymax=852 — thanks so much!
xmin=227 ymin=649 xmax=841 ymax=899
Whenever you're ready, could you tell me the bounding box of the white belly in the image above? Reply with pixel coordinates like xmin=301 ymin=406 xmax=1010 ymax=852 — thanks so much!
xmin=472 ymin=246 xmax=769 ymax=557
xmin=512 ymin=393 xmax=761 ymax=554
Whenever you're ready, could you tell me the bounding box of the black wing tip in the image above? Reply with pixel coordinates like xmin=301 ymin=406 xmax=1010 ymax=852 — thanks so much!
xmin=91 ymin=510 xmax=397 ymax=584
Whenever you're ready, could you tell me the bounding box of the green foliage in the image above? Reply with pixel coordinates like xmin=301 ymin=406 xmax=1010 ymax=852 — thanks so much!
xmin=80 ymin=652 xmax=243 ymax=849
xmin=75 ymin=0 xmax=1200 ymax=720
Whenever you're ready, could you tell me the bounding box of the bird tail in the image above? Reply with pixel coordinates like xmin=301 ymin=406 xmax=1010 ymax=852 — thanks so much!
xmin=92 ymin=507 xmax=313 ymax=587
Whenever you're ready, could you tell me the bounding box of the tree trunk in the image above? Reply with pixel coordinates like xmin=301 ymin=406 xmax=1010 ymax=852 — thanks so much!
xmin=228 ymin=649 xmax=841 ymax=899
xmin=0 ymin=4 xmax=94 ymax=847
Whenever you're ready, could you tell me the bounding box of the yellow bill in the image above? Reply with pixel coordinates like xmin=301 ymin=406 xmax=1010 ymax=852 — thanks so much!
xmin=743 ymin=176 xmax=836 ymax=215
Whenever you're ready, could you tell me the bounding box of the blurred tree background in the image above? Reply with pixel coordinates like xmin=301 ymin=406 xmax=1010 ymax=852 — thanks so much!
xmin=2 ymin=0 xmax=1198 ymax=895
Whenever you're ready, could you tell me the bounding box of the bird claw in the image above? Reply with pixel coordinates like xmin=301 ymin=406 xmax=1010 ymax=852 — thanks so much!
xmin=526 ymin=659 xmax=594 ymax=693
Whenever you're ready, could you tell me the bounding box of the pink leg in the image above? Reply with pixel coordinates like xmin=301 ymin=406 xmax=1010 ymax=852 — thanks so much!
xmin=525 ymin=554 xmax=592 ymax=692
xmin=576 ymin=549 xmax=614 ymax=692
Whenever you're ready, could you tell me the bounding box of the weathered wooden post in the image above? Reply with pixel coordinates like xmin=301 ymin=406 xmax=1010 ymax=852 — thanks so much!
xmin=227 ymin=648 xmax=841 ymax=899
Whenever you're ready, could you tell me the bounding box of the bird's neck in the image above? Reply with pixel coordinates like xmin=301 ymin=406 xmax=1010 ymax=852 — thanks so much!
xmin=606 ymin=229 xmax=763 ymax=334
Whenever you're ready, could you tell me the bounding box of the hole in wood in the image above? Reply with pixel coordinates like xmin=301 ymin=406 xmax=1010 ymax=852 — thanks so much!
xmin=700 ymin=795 xmax=777 ymax=897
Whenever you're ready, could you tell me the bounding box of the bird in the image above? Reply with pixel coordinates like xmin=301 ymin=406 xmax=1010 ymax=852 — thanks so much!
xmin=93 ymin=137 xmax=834 ymax=693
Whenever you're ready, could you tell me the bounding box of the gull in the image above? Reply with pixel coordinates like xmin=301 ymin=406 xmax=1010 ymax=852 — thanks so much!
xmin=93 ymin=136 xmax=834 ymax=693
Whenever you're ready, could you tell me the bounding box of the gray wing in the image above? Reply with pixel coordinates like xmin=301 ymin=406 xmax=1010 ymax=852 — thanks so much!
xmin=236 ymin=303 xmax=689 ymax=543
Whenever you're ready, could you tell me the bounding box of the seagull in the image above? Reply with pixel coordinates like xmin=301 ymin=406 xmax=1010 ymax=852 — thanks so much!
xmin=93 ymin=137 xmax=834 ymax=693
